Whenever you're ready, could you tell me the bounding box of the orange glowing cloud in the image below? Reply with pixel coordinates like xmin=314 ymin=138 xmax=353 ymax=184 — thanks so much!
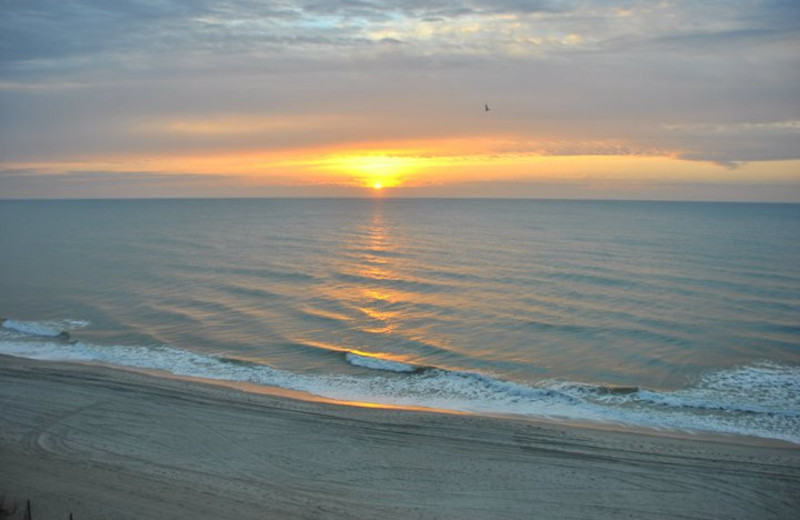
xmin=4 ymin=135 xmax=798 ymax=194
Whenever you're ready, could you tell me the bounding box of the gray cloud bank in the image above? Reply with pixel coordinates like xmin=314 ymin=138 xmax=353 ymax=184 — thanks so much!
xmin=1 ymin=1 xmax=798 ymax=192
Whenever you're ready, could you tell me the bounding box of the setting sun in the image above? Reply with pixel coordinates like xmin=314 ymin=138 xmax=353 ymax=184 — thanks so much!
xmin=316 ymin=152 xmax=428 ymax=189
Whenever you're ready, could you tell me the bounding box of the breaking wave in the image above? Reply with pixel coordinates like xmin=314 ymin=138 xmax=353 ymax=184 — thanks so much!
xmin=1 ymin=318 xmax=88 ymax=338
xmin=1 ymin=318 xmax=798 ymax=444
xmin=345 ymin=351 xmax=419 ymax=373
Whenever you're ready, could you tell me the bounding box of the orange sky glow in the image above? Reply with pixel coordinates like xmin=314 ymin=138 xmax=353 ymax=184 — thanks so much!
xmin=6 ymin=139 xmax=798 ymax=194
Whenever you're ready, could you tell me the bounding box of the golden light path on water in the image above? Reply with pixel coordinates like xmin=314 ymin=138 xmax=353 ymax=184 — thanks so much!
xmin=280 ymin=199 xmax=459 ymax=372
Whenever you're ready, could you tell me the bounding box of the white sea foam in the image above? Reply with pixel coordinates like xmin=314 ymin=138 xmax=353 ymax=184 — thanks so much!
xmin=1 ymin=321 xmax=798 ymax=443
xmin=345 ymin=352 xmax=417 ymax=372
xmin=1 ymin=318 xmax=87 ymax=337
xmin=552 ymin=362 xmax=800 ymax=416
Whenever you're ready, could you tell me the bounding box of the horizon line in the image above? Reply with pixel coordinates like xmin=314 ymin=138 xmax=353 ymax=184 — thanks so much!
xmin=1 ymin=196 xmax=798 ymax=205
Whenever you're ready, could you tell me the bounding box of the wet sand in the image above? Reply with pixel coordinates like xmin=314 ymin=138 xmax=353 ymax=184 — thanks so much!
xmin=1 ymin=355 xmax=798 ymax=519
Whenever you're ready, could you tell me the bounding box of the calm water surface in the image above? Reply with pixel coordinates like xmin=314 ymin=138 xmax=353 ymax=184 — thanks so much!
xmin=1 ymin=199 xmax=798 ymax=442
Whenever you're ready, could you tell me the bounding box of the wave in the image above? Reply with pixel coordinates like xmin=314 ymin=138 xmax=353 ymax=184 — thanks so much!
xmin=334 ymin=272 xmax=448 ymax=293
xmin=1 ymin=318 xmax=798 ymax=443
xmin=551 ymin=364 xmax=800 ymax=417
xmin=345 ymin=351 xmax=419 ymax=373
xmin=1 ymin=318 xmax=88 ymax=338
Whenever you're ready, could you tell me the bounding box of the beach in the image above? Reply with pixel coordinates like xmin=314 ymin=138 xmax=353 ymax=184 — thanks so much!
xmin=1 ymin=355 xmax=797 ymax=520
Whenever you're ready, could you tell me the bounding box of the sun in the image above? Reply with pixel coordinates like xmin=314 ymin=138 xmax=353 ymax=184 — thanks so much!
xmin=321 ymin=153 xmax=423 ymax=189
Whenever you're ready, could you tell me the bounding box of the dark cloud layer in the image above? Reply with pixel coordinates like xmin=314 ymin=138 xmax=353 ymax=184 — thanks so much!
xmin=0 ymin=0 xmax=798 ymax=199
xmin=2 ymin=1 xmax=795 ymax=67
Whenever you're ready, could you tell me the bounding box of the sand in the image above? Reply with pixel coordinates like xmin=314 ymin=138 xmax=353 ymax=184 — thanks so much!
xmin=1 ymin=355 xmax=798 ymax=520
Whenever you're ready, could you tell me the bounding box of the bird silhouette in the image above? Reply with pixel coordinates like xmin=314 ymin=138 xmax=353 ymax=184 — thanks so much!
xmin=485 ymin=104 xmax=491 ymax=112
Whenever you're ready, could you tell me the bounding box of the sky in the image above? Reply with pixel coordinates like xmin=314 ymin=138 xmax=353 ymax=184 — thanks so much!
xmin=1 ymin=0 xmax=798 ymax=200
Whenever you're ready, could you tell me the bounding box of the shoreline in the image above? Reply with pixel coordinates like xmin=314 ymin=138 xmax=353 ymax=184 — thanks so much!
xmin=90 ymin=359 xmax=800 ymax=450
xmin=1 ymin=355 xmax=798 ymax=519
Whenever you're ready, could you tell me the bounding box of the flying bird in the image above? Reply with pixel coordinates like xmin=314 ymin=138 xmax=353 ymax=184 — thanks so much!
xmin=485 ymin=104 xmax=491 ymax=112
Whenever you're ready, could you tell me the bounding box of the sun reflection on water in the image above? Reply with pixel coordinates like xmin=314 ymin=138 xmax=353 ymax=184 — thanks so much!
xmin=287 ymin=200 xmax=454 ymax=367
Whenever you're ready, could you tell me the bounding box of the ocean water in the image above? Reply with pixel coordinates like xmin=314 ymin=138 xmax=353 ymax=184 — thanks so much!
xmin=1 ymin=198 xmax=799 ymax=443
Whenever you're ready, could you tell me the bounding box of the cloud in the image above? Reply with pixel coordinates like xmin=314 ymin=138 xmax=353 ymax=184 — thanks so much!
xmin=0 ymin=168 xmax=210 ymax=198
xmin=0 ymin=167 xmax=371 ymax=198
xmin=0 ymin=167 xmax=212 ymax=184
xmin=0 ymin=0 xmax=798 ymax=198
xmin=3 ymin=1 xmax=797 ymax=82
xmin=0 ymin=1 xmax=780 ymax=71
xmin=664 ymin=121 xmax=800 ymax=135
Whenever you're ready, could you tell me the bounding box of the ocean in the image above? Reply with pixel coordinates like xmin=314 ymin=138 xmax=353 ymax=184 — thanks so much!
xmin=1 ymin=198 xmax=798 ymax=443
